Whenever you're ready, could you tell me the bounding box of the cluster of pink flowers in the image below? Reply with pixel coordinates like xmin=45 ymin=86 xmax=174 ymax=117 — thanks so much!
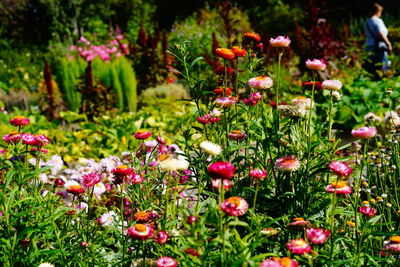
xmin=242 ymin=92 xmax=262 ymax=106
xmin=3 ymin=132 xmax=50 ymax=147
xmin=71 ymin=35 xmax=129 ymax=62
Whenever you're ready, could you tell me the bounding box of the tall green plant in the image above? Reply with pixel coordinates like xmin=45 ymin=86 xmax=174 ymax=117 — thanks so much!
xmin=116 ymin=57 xmax=137 ymax=112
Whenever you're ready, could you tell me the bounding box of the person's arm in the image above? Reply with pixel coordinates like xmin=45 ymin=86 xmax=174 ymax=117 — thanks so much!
xmin=377 ymin=31 xmax=392 ymax=52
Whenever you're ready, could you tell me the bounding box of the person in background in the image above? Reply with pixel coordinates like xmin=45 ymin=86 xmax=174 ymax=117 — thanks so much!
xmin=364 ymin=3 xmax=392 ymax=80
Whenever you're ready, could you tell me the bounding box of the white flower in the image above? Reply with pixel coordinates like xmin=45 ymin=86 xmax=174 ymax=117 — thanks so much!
xmin=159 ymin=158 xmax=189 ymax=171
xmin=331 ymin=91 xmax=341 ymax=101
xmin=93 ymin=182 xmax=106 ymax=196
xmin=209 ymin=108 xmax=222 ymax=118
xmin=38 ymin=263 xmax=55 ymax=267
xmin=64 ymin=180 xmax=80 ymax=189
xmin=200 ymin=141 xmax=222 ymax=156
xmin=322 ymin=80 xmax=342 ymax=90
xmin=364 ymin=112 xmax=382 ymax=123
xmin=99 ymin=211 xmax=117 ymax=227
xmin=47 ymin=155 xmax=64 ymax=175
xmin=385 ymin=111 xmax=400 ymax=126
xmin=291 ymin=97 xmax=313 ymax=110
xmin=277 ymin=105 xmax=306 ymax=117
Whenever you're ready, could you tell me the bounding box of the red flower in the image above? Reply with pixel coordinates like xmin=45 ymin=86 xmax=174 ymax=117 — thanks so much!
xmin=10 ymin=116 xmax=30 ymax=127
xmin=303 ymin=81 xmax=322 ymax=91
xmin=66 ymin=185 xmax=85 ymax=195
xmin=213 ymin=87 xmax=232 ymax=96
xmin=231 ymin=46 xmax=247 ymax=57
xmin=215 ymin=48 xmax=235 ymax=60
xmin=133 ymin=129 xmax=152 ymax=140
xmin=243 ymin=32 xmax=261 ymax=43
xmin=208 ymin=161 xmax=235 ymax=179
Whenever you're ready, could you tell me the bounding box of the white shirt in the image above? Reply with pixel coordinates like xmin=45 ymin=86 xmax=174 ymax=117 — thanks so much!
xmin=365 ymin=16 xmax=388 ymax=47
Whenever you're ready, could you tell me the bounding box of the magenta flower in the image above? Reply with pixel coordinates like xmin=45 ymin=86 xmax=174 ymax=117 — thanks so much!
xmin=248 ymin=76 xmax=273 ymax=90
xmin=269 ymin=36 xmax=291 ymax=48
xmin=306 ymin=59 xmax=326 ymax=71
xmin=286 ymin=239 xmax=312 ymax=254
xmin=306 ymin=228 xmax=331 ymax=244
xmin=155 ymin=257 xmax=178 ymax=267
xmin=10 ymin=116 xmax=30 ymax=127
xmin=2 ymin=132 xmax=22 ymax=144
xmin=322 ymin=80 xmax=342 ymax=90
xmin=250 ymin=169 xmax=268 ymax=180
xmin=359 ymin=206 xmax=377 ymax=217
xmin=351 ymin=126 xmax=377 ymax=139
xmin=274 ymin=156 xmax=301 ymax=172
xmin=81 ymin=172 xmax=102 ymax=187
xmin=208 ymin=161 xmax=235 ymax=179
xmin=129 ymin=173 xmax=145 ymax=184
xmin=127 ymin=224 xmax=154 ymax=241
xmin=325 ymin=181 xmax=352 ymax=196
xmin=21 ymin=133 xmax=36 ymax=146
xmin=154 ymin=230 xmax=169 ymax=245
xmin=211 ymin=179 xmax=232 ymax=191
xmin=33 ymin=134 xmax=50 ymax=147
xmin=383 ymin=236 xmax=400 ymax=253
xmin=260 ymin=257 xmax=298 ymax=267
xmin=221 ymin=196 xmax=249 ymax=216
xmin=133 ymin=129 xmax=152 ymax=140
xmin=329 ymin=161 xmax=352 ymax=177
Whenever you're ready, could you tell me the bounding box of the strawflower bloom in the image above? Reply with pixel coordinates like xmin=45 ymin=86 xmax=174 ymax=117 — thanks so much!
xmin=359 ymin=206 xmax=377 ymax=217
xmin=286 ymin=239 xmax=312 ymax=254
xmin=127 ymin=224 xmax=154 ymax=240
xmin=200 ymin=141 xmax=222 ymax=156
xmin=250 ymin=169 xmax=268 ymax=181
xmin=208 ymin=161 xmax=235 ymax=179
xmin=248 ymin=76 xmax=273 ymax=90
xmin=351 ymin=126 xmax=377 ymax=139
xmin=187 ymin=215 xmax=197 ymax=224
xmin=159 ymin=158 xmax=189 ymax=172
xmin=183 ymin=247 xmax=200 ymax=257
xmin=112 ymin=165 xmax=134 ymax=184
xmin=133 ymin=211 xmax=150 ymax=222
xmin=133 ymin=129 xmax=152 ymax=140
xmin=228 ymin=130 xmax=247 ymax=141
xmin=65 ymin=181 xmax=85 ymax=195
xmin=306 ymin=228 xmax=331 ymax=244
xmin=21 ymin=133 xmax=36 ymax=145
xmin=10 ymin=115 xmax=30 ymax=127
xmin=287 ymin=218 xmax=312 ymax=231
xmin=130 ymin=173 xmax=145 ymax=184
xmin=269 ymin=36 xmax=291 ymax=48
xmin=306 ymin=59 xmax=326 ymax=71
xmin=156 ymin=257 xmax=178 ymax=267
xmin=211 ymin=179 xmax=232 ymax=191
xmin=38 ymin=263 xmax=55 ymax=267
xmin=3 ymin=132 xmax=23 ymax=144
xmin=277 ymin=104 xmax=307 ymax=118
xmin=231 ymin=46 xmax=247 ymax=57
xmin=81 ymin=172 xmax=102 ymax=187
xmin=260 ymin=257 xmax=298 ymax=267
xmin=215 ymin=48 xmax=235 ymax=60
xmin=213 ymin=87 xmax=232 ymax=96
xmin=383 ymin=236 xmax=400 ymax=253
xmin=329 ymin=161 xmax=352 ymax=177
xmin=221 ymin=196 xmax=249 ymax=216
xmin=216 ymin=97 xmax=236 ymax=108
xmin=303 ymin=81 xmax=322 ymax=91
xmin=363 ymin=112 xmax=382 ymax=123
xmin=275 ymin=156 xmax=301 ymax=172
xmin=33 ymin=134 xmax=50 ymax=147
xmin=154 ymin=230 xmax=169 ymax=245
xmin=325 ymin=181 xmax=352 ymax=195
xmin=322 ymin=80 xmax=342 ymax=90
xmin=291 ymin=96 xmax=313 ymax=110
xmin=243 ymin=32 xmax=261 ymax=43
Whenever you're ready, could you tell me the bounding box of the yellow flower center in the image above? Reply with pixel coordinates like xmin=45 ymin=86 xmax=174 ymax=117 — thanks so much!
xmin=158 ymin=154 xmax=169 ymax=161
xmin=136 ymin=129 xmax=147 ymax=134
xmin=331 ymin=181 xmax=346 ymax=188
xmin=255 ymin=76 xmax=268 ymax=80
xmin=232 ymin=130 xmax=242 ymax=134
xmin=293 ymin=217 xmax=304 ymax=221
xmin=69 ymin=185 xmax=81 ymax=190
xmin=390 ymin=236 xmax=400 ymax=243
xmin=134 ymin=211 xmax=148 ymax=221
xmin=117 ymin=165 xmax=128 ymax=169
xmin=13 ymin=116 xmax=26 ymax=120
xmin=346 ymin=221 xmax=355 ymax=227
xmin=294 ymin=239 xmax=306 ymax=246
xmin=280 ymin=258 xmax=292 ymax=266
xmin=135 ymin=224 xmax=147 ymax=232
xmin=227 ymin=197 xmax=241 ymax=207
xmin=362 ymin=201 xmax=369 ymax=205
xmin=281 ymin=157 xmax=296 ymax=164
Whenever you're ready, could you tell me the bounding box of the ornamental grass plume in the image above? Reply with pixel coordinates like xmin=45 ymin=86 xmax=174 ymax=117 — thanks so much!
xmin=351 ymin=126 xmax=377 ymax=139
xmin=325 ymin=181 xmax=352 ymax=195
xmin=221 ymin=196 xmax=249 ymax=216
xmin=155 ymin=257 xmax=178 ymax=267
xmin=383 ymin=236 xmax=400 ymax=253
xmin=328 ymin=161 xmax=353 ymax=177
xmin=10 ymin=115 xmax=30 ymax=127
xmin=269 ymin=36 xmax=291 ymax=48
xmin=248 ymin=76 xmax=273 ymax=90
xmin=127 ymin=224 xmax=154 ymax=240
xmin=274 ymin=156 xmax=301 ymax=172
xmin=306 ymin=228 xmax=331 ymax=244
xmin=305 ymin=59 xmax=326 ymax=71
xmin=286 ymin=239 xmax=312 ymax=254
xmin=215 ymin=48 xmax=235 ymax=60
xmin=199 ymin=141 xmax=222 ymax=156
xmin=208 ymin=161 xmax=235 ymax=179
xmin=322 ymin=80 xmax=342 ymax=90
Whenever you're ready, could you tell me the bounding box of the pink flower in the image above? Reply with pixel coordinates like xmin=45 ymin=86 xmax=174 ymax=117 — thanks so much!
xmin=9 ymin=116 xmax=30 ymax=127
xmin=33 ymin=134 xmax=50 ymax=147
xmin=208 ymin=161 xmax=235 ymax=179
xmin=359 ymin=206 xmax=377 ymax=217
xmin=287 ymin=218 xmax=312 ymax=231
xmin=306 ymin=59 xmax=326 ymax=71
xmin=306 ymin=228 xmax=331 ymax=244
xmin=81 ymin=172 xmax=102 ymax=187
xmin=269 ymin=36 xmax=291 ymax=48
xmin=322 ymin=80 xmax=342 ymax=90
xmin=248 ymin=76 xmax=273 ymax=89
xmin=112 ymin=165 xmax=134 ymax=184
xmin=127 ymin=224 xmax=154 ymax=240
xmin=260 ymin=257 xmax=298 ymax=267
xmin=211 ymin=179 xmax=232 ymax=191
xmin=221 ymin=196 xmax=249 ymax=216
xmin=187 ymin=215 xmax=197 ymax=224
xmin=286 ymin=239 xmax=312 ymax=254
xmin=21 ymin=133 xmax=36 ymax=145
xmin=383 ymin=236 xmax=400 ymax=253
xmin=130 ymin=173 xmax=145 ymax=184
xmin=216 ymin=97 xmax=236 ymax=108
xmin=2 ymin=132 xmax=22 ymax=144
xmin=329 ymin=161 xmax=352 ymax=177
xmin=133 ymin=129 xmax=152 ymax=140
xmin=351 ymin=127 xmax=377 ymax=139
xmin=274 ymin=156 xmax=300 ymax=172
xmin=228 ymin=130 xmax=247 ymax=141
xmin=250 ymin=169 xmax=267 ymax=180
xmin=154 ymin=230 xmax=169 ymax=245
xmin=156 ymin=257 xmax=178 ymax=267
xmin=325 ymin=181 xmax=352 ymax=195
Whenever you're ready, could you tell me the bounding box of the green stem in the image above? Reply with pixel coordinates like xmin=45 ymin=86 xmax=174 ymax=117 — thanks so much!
xmin=120 ymin=184 xmax=126 ymax=265
xmin=328 ymin=90 xmax=334 ymax=140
